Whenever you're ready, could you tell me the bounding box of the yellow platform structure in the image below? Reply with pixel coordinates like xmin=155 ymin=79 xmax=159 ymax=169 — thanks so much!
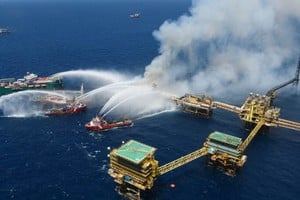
xmin=173 ymin=93 xmax=213 ymax=117
xmin=108 ymin=140 xmax=159 ymax=200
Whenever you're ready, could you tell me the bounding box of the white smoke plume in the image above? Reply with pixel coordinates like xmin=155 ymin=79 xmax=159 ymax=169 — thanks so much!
xmin=144 ymin=0 xmax=300 ymax=98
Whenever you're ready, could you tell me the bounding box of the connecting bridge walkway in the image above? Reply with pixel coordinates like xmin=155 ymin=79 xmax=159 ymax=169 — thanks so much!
xmin=158 ymin=147 xmax=207 ymax=175
xmin=213 ymin=101 xmax=241 ymax=113
xmin=238 ymin=120 xmax=265 ymax=152
xmin=276 ymin=118 xmax=300 ymax=131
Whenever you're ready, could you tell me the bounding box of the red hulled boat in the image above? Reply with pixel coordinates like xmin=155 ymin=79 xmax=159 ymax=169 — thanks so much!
xmin=44 ymin=102 xmax=87 ymax=116
xmin=85 ymin=117 xmax=133 ymax=131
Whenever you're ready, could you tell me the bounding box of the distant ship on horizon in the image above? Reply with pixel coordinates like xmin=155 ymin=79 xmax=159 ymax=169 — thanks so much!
xmin=0 ymin=28 xmax=10 ymax=34
xmin=129 ymin=13 xmax=140 ymax=18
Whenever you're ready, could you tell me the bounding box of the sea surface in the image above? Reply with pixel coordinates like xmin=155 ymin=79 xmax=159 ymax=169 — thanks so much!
xmin=0 ymin=1 xmax=300 ymax=200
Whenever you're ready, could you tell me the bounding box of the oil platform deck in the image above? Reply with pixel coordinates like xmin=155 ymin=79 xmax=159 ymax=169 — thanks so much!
xmin=108 ymin=140 xmax=158 ymax=200
xmin=172 ymin=94 xmax=213 ymax=117
xmin=109 ymin=90 xmax=300 ymax=199
xmin=108 ymin=58 xmax=300 ymax=199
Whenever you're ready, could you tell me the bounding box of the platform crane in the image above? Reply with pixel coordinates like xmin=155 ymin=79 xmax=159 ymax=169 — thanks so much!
xmin=266 ymin=57 xmax=300 ymax=99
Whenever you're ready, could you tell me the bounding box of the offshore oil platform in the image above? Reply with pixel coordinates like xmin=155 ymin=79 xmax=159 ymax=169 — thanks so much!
xmin=171 ymin=93 xmax=214 ymax=117
xmin=107 ymin=59 xmax=300 ymax=200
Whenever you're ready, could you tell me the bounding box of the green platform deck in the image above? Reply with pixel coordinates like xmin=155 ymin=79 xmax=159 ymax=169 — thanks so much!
xmin=208 ymin=131 xmax=242 ymax=148
xmin=115 ymin=140 xmax=156 ymax=165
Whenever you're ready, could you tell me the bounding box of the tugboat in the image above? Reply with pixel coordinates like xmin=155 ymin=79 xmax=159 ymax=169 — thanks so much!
xmin=85 ymin=116 xmax=133 ymax=131
xmin=44 ymin=102 xmax=87 ymax=116
xmin=0 ymin=72 xmax=63 ymax=96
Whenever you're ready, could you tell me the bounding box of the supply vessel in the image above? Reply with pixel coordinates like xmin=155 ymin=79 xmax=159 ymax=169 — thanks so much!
xmin=85 ymin=117 xmax=133 ymax=131
xmin=0 ymin=72 xmax=63 ymax=96
xmin=44 ymin=102 xmax=87 ymax=116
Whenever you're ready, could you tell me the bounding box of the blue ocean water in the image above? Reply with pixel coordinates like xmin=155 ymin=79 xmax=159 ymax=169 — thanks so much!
xmin=0 ymin=1 xmax=300 ymax=200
